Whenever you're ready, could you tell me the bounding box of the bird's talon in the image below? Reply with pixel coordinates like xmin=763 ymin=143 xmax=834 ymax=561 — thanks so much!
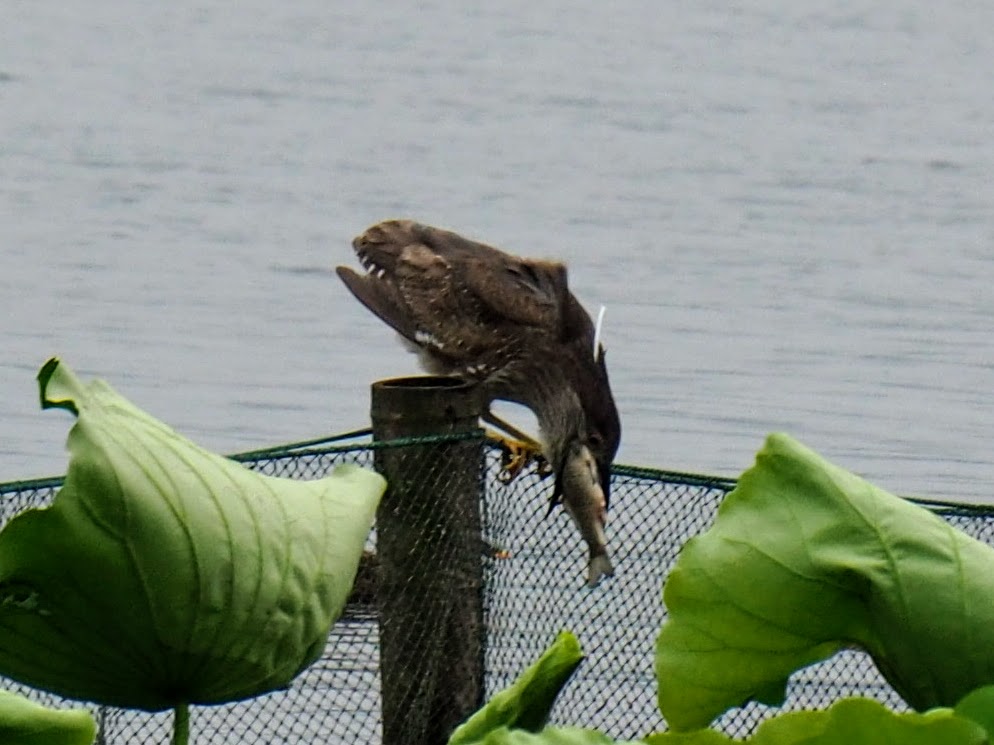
xmin=496 ymin=449 xmax=518 ymax=483
xmin=489 ymin=432 xmax=544 ymax=483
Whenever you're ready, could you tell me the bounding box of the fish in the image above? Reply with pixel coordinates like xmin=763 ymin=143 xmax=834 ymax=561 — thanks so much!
xmin=554 ymin=440 xmax=615 ymax=587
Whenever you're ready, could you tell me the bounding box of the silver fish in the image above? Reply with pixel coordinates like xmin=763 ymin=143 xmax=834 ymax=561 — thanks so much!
xmin=556 ymin=441 xmax=614 ymax=587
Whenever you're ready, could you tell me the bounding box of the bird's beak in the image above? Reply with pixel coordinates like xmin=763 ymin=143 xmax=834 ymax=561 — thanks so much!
xmin=598 ymin=460 xmax=612 ymax=512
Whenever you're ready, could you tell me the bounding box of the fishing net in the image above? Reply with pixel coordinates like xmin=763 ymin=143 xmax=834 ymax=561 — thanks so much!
xmin=2 ymin=432 xmax=993 ymax=742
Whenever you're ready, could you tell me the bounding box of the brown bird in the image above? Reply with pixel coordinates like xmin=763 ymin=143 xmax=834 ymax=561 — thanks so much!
xmin=336 ymin=219 xmax=621 ymax=586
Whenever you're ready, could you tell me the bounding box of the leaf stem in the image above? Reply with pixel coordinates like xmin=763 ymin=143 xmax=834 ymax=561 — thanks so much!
xmin=172 ymin=703 xmax=190 ymax=745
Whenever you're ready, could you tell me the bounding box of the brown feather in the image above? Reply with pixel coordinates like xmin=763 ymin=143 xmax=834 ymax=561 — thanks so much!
xmin=338 ymin=219 xmax=622 ymax=517
xmin=335 ymin=266 xmax=417 ymax=341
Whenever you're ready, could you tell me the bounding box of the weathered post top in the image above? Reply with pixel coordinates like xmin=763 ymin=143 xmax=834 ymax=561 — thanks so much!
xmin=371 ymin=375 xmax=482 ymax=435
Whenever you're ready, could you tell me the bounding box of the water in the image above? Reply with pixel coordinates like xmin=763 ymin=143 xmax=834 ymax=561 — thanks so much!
xmin=3 ymin=1 xmax=994 ymax=503
xmin=2 ymin=6 xmax=994 ymax=742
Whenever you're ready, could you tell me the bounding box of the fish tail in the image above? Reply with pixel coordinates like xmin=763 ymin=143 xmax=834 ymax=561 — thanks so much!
xmin=586 ymin=553 xmax=615 ymax=588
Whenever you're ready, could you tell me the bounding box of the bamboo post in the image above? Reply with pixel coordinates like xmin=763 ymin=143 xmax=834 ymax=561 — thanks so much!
xmin=371 ymin=375 xmax=485 ymax=745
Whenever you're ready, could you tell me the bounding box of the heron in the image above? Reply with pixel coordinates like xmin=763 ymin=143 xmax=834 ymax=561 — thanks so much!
xmin=336 ymin=219 xmax=621 ymax=586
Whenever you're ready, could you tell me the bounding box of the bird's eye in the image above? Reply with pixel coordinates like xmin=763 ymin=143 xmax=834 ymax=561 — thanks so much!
xmin=589 ymin=433 xmax=603 ymax=450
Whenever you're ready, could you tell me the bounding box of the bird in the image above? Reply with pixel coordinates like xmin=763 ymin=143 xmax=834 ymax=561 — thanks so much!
xmin=336 ymin=219 xmax=621 ymax=586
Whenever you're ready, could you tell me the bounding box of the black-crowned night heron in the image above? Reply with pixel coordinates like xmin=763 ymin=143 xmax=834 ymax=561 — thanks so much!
xmin=336 ymin=219 xmax=621 ymax=586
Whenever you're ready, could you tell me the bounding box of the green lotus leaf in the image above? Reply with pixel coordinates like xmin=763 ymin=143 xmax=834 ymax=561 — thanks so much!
xmin=954 ymin=685 xmax=994 ymax=738
xmin=656 ymin=433 xmax=994 ymax=730
xmin=449 ymin=630 xmax=584 ymax=744
xmin=642 ymin=731 xmax=728 ymax=745
xmin=446 ymin=700 xmax=987 ymax=745
xmin=0 ymin=689 xmax=96 ymax=745
xmin=453 ymin=726 xmax=642 ymax=744
xmin=0 ymin=358 xmax=385 ymax=711
xmin=644 ymin=697 xmax=986 ymax=744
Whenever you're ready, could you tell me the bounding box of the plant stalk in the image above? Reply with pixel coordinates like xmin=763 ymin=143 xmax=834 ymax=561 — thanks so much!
xmin=172 ymin=703 xmax=190 ymax=745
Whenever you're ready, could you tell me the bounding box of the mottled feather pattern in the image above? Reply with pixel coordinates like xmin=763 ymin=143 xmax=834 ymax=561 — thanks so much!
xmin=337 ymin=219 xmax=622 ymax=586
xmin=339 ymin=221 xmax=618 ymax=448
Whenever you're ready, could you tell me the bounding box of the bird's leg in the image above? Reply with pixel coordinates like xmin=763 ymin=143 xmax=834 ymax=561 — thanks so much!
xmin=482 ymin=409 xmax=551 ymax=482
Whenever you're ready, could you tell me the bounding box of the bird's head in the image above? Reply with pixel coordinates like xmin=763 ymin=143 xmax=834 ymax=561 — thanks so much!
xmin=580 ymin=343 xmax=621 ymax=509
xmin=585 ymin=420 xmax=620 ymax=510
xmin=547 ymin=373 xmax=621 ymax=514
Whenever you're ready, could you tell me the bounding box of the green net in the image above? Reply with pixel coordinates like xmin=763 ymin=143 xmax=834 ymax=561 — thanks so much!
xmin=1 ymin=431 xmax=993 ymax=743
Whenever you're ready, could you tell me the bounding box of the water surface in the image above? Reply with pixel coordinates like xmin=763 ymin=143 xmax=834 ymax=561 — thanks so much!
xmin=2 ymin=0 xmax=993 ymax=503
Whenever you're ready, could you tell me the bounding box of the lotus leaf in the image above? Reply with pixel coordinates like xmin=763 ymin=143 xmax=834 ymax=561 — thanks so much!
xmin=449 ymin=630 xmax=584 ymax=744
xmin=0 ymin=358 xmax=385 ymax=711
xmin=953 ymin=685 xmax=994 ymax=739
xmin=0 ymin=689 xmax=96 ymax=745
xmin=644 ymin=697 xmax=986 ymax=744
xmin=454 ymin=726 xmax=640 ymax=744
xmin=656 ymin=433 xmax=994 ymax=730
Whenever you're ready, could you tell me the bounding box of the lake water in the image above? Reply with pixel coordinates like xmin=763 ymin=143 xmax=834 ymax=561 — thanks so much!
xmin=3 ymin=0 xmax=993 ymax=505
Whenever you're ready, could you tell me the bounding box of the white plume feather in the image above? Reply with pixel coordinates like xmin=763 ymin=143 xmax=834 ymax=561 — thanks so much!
xmin=593 ymin=305 xmax=606 ymax=360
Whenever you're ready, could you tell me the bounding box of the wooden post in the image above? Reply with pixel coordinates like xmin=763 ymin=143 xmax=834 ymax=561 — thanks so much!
xmin=371 ymin=375 xmax=485 ymax=745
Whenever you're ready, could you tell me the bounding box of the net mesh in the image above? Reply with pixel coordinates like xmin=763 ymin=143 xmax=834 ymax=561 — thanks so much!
xmin=1 ymin=433 xmax=993 ymax=743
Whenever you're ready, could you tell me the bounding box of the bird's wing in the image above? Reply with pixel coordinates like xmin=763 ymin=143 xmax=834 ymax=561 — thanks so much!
xmin=403 ymin=220 xmax=570 ymax=331
xmin=338 ymin=221 xmax=454 ymax=342
xmin=348 ymin=219 xmax=571 ymax=334
xmin=342 ymin=221 xmax=470 ymax=354
xmin=335 ymin=265 xmax=417 ymax=340
xmin=461 ymin=256 xmax=568 ymax=331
